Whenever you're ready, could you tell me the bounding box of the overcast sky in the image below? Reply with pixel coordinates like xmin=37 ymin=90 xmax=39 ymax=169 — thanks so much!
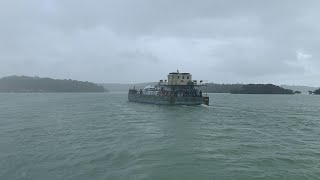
xmin=1 ymin=0 xmax=320 ymax=85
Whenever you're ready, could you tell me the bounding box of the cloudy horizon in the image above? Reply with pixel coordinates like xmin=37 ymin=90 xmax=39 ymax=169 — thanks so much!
xmin=1 ymin=0 xmax=320 ymax=86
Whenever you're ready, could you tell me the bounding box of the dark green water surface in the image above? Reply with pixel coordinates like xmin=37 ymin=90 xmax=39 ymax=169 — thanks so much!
xmin=0 ymin=93 xmax=319 ymax=180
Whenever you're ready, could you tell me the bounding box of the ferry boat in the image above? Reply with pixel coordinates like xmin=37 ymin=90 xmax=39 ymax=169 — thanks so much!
xmin=128 ymin=71 xmax=209 ymax=105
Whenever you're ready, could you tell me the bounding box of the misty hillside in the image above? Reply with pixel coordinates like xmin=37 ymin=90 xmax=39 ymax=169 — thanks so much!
xmin=198 ymin=83 xmax=244 ymax=93
xmin=103 ymin=82 xmax=244 ymax=93
xmin=313 ymin=88 xmax=320 ymax=95
xmin=0 ymin=76 xmax=107 ymax=92
xmin=280 ymin=85 xmax=318 ymax=94
xmin=231 ymin=84 xmax=294 ymax=94
xmin=102 ymin=82 xmax=158 ymax=92
xmin=103 ymin=82 xmax=311 ymax=94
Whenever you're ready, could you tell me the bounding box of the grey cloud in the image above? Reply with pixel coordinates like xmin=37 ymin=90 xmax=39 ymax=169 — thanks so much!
xmin=0 ymin=0 xmax=320 ymax=85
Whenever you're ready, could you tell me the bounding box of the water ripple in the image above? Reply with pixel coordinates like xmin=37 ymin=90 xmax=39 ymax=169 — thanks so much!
xmin=0 ymin=93 xmax=320 ymax=179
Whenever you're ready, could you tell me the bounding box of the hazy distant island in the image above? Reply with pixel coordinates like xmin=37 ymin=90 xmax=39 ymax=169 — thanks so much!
xmin=294 ymin=91 xmax=302 ymax=94
xmin=200 ymin=83 xmax=244 ymax=93
xmin=102 ymin=82 xmax=245 ymax=93
xmin=281 ymin=85 xmax=317 ymax=94
xmin=310 ymin=88 xmax=320 ymax=95
xmin=102 ymin=82 xmax=319 ymax=95
xmin=202 ymin=84 xmax=314 ymax=94
xmin=0 ymin=76 xmax=107 ymax=92
xmin=230 ymin=84 xmax=294 ymax=94
xmin=103 ymin=82 xmax=300 ymax=94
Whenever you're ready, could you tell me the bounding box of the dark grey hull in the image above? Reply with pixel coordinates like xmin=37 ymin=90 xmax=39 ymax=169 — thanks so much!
xmin=128 ymin=93 xmax=209 ymax=105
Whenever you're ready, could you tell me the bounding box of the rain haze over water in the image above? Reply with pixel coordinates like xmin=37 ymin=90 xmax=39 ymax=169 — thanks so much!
xmin=1 ymin=0 xmax=320 ymax=86
xmin=1 ymin=1 xmax=320 ymax=180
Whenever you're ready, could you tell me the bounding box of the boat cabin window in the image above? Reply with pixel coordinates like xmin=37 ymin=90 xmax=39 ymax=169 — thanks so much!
xmin=182 ymin=76 xmax=185 ymax=79
xmin=178 ymin=76 xmax=180 ymax=79
xmin=187 ymin=76 xmax=189 ymax=79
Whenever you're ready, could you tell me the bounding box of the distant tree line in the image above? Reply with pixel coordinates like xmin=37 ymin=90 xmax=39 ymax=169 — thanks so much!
xmin=310 ymin=88 xmax=320 ymax=95
xmin=294 ymin=91 xmax=301 ymax=94
xmin=199 ymin=83 xmax=243 ymax=93
xmin=230 ymin=84 xmax=294 ymax=94
xmin=199 ymin=83 xmax=294 ymax=94
xmin=0 ymin=76 xmax=107 ymax=92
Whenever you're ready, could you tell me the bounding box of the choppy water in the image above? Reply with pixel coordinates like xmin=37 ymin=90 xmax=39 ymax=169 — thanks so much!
xmin=0 ymin=93 xmax=320 ymax=180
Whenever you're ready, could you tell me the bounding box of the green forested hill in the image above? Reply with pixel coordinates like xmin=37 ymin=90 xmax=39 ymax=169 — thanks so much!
xmin=199 ymin=83 xmax=244 ymax=93
xmin=103 ymin=82 xmax=297 ymax=94
xmin=312 ymin=88 xmax=320 ymax=95
xmin=0 ymin=76 xmax=106 ymax=92
xmin=231 ymin=84 xmax=294 ymax=94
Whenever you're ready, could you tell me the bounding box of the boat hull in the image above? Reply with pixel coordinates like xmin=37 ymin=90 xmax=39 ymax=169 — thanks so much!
xmin=128 ymin=93 xmax=209 ymax=105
